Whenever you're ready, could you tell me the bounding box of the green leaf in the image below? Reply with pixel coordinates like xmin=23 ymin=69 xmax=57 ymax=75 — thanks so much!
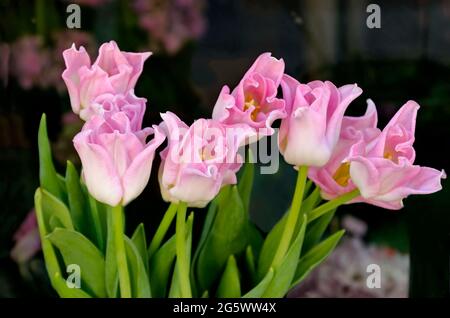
xmin=41 ymin=189 xmax=74 ymax=232
xmin=196 ymin=186 xmax=249 ymax=292
xmin=242 ymin=268 xmax=274 ymax=298
xmin=124 ymin=236 xmax=152 ymax=298
xmin=245 ymin=245 xmax=256 ymax=284
xmin=65 ymin=161 xmax=88 ymax=234
xmin=169 ymin=213 xmax=194 ymax=298
xmin=237 ymin=149 xmax=254 ymax=213
xmin=35 ymin=188 xmax=92 ymax=298
xmin=256 ymin=188 xmax=321 ymax=279
xmin=105 ymin=210 xmax=118 ymax=298
xmin=291 ymin=229 xmax=345 ymax=288
xmin=256 ymin=210 xmax=287 ymax=280
xmin=38 ymin=114 xmax=64 ymax=200
xmin=131 ymin=223 xmax=149 ymax=275
xmin=216 ymin=255 xmax=241 ymax=298
xmin=47 ymin=228 xmax=106 ymax=297
xmin=302 ymin=208 xmax=336 ymax=254
xmin=149 ymin=234 xmax=176 ymax=297
xmin=262 ymin=214 xmax=307 ymax=297
xmin=87 ymin=194 xmax=106 ymax=252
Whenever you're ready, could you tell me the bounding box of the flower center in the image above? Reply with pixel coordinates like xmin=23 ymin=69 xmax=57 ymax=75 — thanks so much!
xmin=333 ymin=162 xmax=351 ymax=187
xmin=244 ymin=95 xmax=260 ymax=121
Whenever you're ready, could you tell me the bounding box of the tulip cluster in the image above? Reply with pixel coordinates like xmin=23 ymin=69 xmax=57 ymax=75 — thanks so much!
xmin=34 ymin=41 xmax=444 ymax=298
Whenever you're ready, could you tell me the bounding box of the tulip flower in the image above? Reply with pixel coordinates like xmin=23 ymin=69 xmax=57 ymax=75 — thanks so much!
xmin=62 ymin=41 xmax=151 ymax=120
xmin=158 ymin=111 xmax=249 ymax=208
xmin=73 ymin=112 xmax=165 ymax=206
xmin=279 ymin=74 xmax=362 ymax=167
xmin=212 ymin=53 xmax=286 ymax=139
xmin=10 ymin=209 xmax=41 ymax=264
xmin=88 ymin=90 xmax=146 ymax=130
xmin=347 ymin=100 xmax=445 ymax=209
xmin=309 ymin=100 xmax=445 ymax=211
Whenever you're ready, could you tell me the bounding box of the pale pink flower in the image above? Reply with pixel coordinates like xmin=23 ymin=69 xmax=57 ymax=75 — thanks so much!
xmin=309 ymin=100 xmax=445 ymax=209
xmin=158 ymin=112 xmax=249 ymax=208
xmin=10 ymin=209 xmax=41 ymax=264
xmin=62 ymin=41 xmax=151 ymax=119
xmin=73 ymin=112 xmax=165 ymax=206
xmin=279 ymin=74 xmax=362 ymax=167
xmin=212 ymin=53 xmax=286 ymax=139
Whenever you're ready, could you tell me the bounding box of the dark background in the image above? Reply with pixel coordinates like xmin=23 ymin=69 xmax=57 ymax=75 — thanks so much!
xmin=0 ymin=0 xmax=449 ymax=297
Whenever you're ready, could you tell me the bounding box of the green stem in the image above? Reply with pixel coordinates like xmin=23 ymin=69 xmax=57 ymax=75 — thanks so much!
xmin=111 ymin=204 xmax=131 ymax=298
xmin=271 ymin=166 xmax=309 ymax=268
xmin=148 ymin=203 xmax=177 ymax=258
xmin=307 ymin=189 xmax=360 ymax=223
xmin=35 ymin=0 xmax=46 ymax=39
xmin=176 ymin=202 xmax=192 ymax=298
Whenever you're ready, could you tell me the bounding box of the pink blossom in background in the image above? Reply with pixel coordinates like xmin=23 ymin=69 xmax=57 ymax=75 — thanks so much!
xmin=10 ymin=36 xmax=47 ymax=89
xmin=63 ymin=0 xmax=110 ymax=7
xmin=73 ymin=112 xmax=165 ymax=206
xmin=279 ymin=74 xmax=362 ymax=167
xmin=212 ymin=53 xmax=286 ymax=141
xmin=0 ymin=42 xmax=10 ymax=87
xmin=62 ymin=41 xmax=151 ymax=119
xmin=158 ymin=112 xmax=250 ymax=208
xmin=132 ymin=0 xmax=206 ymax=55
xmin=10 ymin=209 xmax=41 ymax=264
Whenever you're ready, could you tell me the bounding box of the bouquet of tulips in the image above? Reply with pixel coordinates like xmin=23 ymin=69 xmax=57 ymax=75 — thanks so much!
xmin=35 ymin=41 xmax=445 ymax=298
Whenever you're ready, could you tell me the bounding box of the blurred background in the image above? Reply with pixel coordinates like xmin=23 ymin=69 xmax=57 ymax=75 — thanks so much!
xmin=0 ymin=0 xmax=449 ymax=298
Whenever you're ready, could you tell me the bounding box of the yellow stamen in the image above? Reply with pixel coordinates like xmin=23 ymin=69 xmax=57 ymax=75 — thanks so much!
xmin=333 ymin=162 xmax=351 ymax=187
xmin=244 ymin=95 xmax=260 ymax=121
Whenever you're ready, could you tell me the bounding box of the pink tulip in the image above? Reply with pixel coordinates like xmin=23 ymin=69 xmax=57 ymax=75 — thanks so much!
xmin=309 ymin=100 xmax=445 ymax=209
xmin=62 ymin=41 xmax=151 ymax=120
xmin=85 ymin=90 xmax=146 ymax=130
xmin=279 ymin=74 xmax=363 ymax=167
xmin=73 ymin=112 xmax=165 ymax=206
xmin=212 ymin=53 xmax=286 ymax=139
xmin=347 ymin=100 xmax=445 ymax=209
xmin=158 ymin=112 xmax=249 ymax=208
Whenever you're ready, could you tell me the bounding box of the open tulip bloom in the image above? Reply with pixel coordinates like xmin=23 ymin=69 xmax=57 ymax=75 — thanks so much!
xmin=34 ymin=43 xmax=445 ymax=298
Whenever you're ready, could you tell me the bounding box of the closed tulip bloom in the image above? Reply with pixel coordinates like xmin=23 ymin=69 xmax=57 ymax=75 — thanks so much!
xmin=212 ymin=53 xmax=286 ymax=138
xmin=279 ymin=74 xmax=363 ymax=167
xmin=73 ymin=112 xmax=165 ymax=206
xmin=62 ymin=41 xmax=151 ymax=120
xmin=158 ymin=112 xmax=249 ymax=208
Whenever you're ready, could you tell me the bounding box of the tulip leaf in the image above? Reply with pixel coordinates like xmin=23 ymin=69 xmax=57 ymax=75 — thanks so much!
xmin=216 ymin=255 xmax=241 ymax=298
xmin=196 ymin=186 xmax=249 ymax=292
xmin=87 ymin=194 xmax=106 ymax=252
xmin=169 ymin=213 xmax=194 ymax=298
xmin=291 ymin=229 xmax=345 ymax=288
xmin=245 ymin=245 xmax=256 ymax=284
xmin=131 ymin=223 xmax=149 ymax=275
xmin=38 ymin=114 xmax=64 ymax=200
xmin=47 ymin=228 xmax=106 ymax=297
xmin=124 ymin=236 xmax=152 ymax=298
xmin=41 ymin=188 xmax=74 ymax=232
xmin=65 ymin=161 xmax=89 ymax=234
xmin=262 ymin=214 xmax=306 ymax=297
xmin=105 ymin=210 xmax=119 ymax=298
xmin=237 ymin=149 xmax=254 ymax=213
xmin=35 ymin=189 xmax=92 ymax=298
xmin=302 ymin=208 xmax=336 ymax=254
xmin=149 ymin=234 xmax=176 ymax=297
xmin=242 ymin=268 xmax=274 ymax=298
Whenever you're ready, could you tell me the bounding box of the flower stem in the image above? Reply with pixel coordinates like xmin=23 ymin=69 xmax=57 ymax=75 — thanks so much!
xmin=176 ymin=202 xmax=192 ymax=298
xmin=307 ymin=189 xmax=360 ymax=223
xmin=111 ymin=204 xmax=131 ymax=298
xmin=271 ymin=166 xmax=309 ymax=268
xmin=148 ymin=202 xmax=177 ymax=258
